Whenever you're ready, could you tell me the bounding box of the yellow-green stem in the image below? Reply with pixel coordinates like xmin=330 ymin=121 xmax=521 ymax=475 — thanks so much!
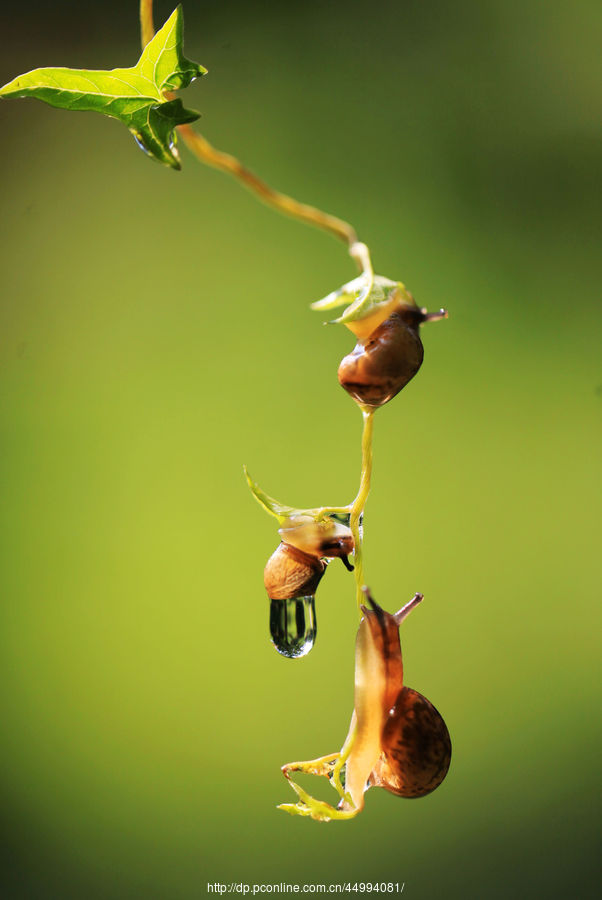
xmin=139 ymin=0 xmax=372 ymax=277
xmin=140 ymin=0 xmax=155 ymax=49
xmin=349 ymin=408 xmax=375 ymax=613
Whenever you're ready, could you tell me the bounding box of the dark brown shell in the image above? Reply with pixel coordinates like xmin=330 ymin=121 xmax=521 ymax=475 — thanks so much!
xmin=263 ymin=542 xmax=326 ymax=600
xmin=338 ymin=307 xmax=425 ymax=408
xmin=369 ymin=686 xmax=451 ymax=798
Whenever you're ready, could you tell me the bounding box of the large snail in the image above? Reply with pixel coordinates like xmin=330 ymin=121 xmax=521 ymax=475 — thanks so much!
xmin=280 ymin=589 xmax=451 ymax=819
xmin=264 ymin=516 xmax=354 ymax=658
xmin=345 ymin=590 xmax=451 ymax=808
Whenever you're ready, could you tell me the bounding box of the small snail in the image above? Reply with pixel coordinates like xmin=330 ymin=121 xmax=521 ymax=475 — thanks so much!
xmin=280 ymin=589 xmax=450 ymax=819
xmin=264 ymin=516 xmax=354 ymax=659
xmin=338 ymin=300 xmax=447 ymax=409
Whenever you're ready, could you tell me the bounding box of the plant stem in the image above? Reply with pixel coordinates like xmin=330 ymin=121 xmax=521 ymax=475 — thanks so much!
xmin=140 ymin=0 xmax=155 ymax=50
xmin=178 ymin=125 xmax=359 ymax=248
xmin=349 ymin=408 xmax=375 ymax=613
xmin=139 ymin=0 xmax=372 ymax=276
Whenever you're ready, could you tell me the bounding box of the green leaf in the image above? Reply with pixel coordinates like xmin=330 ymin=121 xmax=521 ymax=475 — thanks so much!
xmin=243 ymin=467 xmax=351 ymax=528
xmin=243 ymin=467 xmax=308 ymax=523
xmin=309 ymin=274 xmax=367 ymax=313
xmin=0 ymin=6 xmax=207 ymax=169
xmin=311 ymin=274 xmax=417 ymax=326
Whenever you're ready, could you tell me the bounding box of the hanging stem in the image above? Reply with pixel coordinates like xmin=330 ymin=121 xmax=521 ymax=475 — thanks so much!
xmin=178 ymin=125 xmax=360 ymax=249
xmin=139 ymin=0 xmax=155 ymax=49
xmin=139 ymin=0 xmax=372 ymax=277
xmin=349 ymin=408 xmax=375 ymax=613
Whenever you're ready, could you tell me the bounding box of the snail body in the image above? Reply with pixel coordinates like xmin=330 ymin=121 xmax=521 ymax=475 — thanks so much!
xmin=278 ymin=516 xmax=354 ymax=561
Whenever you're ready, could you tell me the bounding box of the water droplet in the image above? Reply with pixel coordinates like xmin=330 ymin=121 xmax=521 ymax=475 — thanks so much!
xmin=133 ymin=133 xmax=152 ymax=157
xmin=269 ymin=595 xmax=317 ymax=658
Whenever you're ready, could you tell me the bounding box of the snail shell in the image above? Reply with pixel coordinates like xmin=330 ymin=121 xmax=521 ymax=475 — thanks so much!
xmin=264 ymin=542 xmax=326 ymax=600
xmin=369 ymin=686 xmax=451 ymax=798
xmin=338 ymin=306 xmax=426 ymax=408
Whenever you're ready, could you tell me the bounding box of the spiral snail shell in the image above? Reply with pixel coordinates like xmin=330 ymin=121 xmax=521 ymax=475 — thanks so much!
xmin=369 ymin=686 xmax=451 ymax=798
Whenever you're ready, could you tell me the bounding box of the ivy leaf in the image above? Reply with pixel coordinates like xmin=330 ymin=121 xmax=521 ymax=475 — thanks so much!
xmin=0 ymin=6 xmax=206 ymax=169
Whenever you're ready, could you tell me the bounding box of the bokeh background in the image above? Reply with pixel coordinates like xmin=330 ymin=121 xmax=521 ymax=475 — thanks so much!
xmin=1 ymin=0 xmax=600 ymax=897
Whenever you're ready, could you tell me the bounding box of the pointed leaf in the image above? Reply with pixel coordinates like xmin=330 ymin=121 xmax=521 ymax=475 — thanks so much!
xmin=137 ymin=5 xmax=204 ymax=92
xmin=310 ymin=275 xmax=367 ymax=312
xmin=0 ymin=6 xmax=207 ymax=169
xmin=244 ymin=468 xmax=351 ymax=529
xmin=243 ymin=467 xmax=308 ymax=523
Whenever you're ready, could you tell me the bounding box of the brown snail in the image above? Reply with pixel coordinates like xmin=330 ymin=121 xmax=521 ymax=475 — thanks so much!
xmin=264 ymin=516 xmax=354 ymax=659
xmin=341 ymin=589 xmax=451 ymax=810
xmin=279 ymin=589 xmax=450 ymax=819
xmin=338 ymin=299 xmax=447 ymax=409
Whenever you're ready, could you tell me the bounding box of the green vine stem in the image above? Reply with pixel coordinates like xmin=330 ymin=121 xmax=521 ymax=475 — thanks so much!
xmin=139 ymin=0 xmax=155 ymax=48
xmin=350 ymin=409 xmax=374 ymax=612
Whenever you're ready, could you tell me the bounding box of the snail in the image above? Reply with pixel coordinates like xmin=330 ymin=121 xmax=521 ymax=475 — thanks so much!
xmin=264 ymin=516 xmax=354 ymax=659
xmin=279 ymin=589 xmax=451 ymax=819
xmin=345 ymin=589 xmax=451 ymax=808
xmin=338 ymin=299 xmax=447 ymax=409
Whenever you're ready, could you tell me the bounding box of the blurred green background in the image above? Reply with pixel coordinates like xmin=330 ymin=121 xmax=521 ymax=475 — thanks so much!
xmin=1 ymin=0 xmax=600 ymax=897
